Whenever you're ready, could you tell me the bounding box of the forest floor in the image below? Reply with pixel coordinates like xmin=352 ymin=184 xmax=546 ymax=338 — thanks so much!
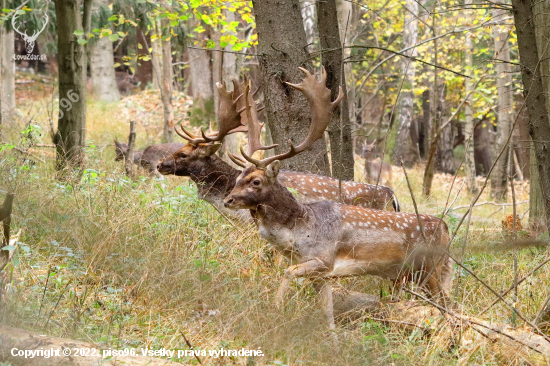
xmin=0 ymin=77 xmax=547 ymax=365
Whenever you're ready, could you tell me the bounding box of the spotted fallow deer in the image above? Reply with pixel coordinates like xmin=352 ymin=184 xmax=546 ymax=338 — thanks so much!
xmin=223 ymin=67 xmax=453 ymax=328
xmin=361 ymin=140 xmax=393 ymax=188
xmin=158 ymin=76 xmax=400 ymax=222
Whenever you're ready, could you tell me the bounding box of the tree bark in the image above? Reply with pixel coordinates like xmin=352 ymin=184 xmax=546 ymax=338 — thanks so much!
xmin=159 ymin=4 xmax=174 ymax=143
xmin=491 ymin=0 xmax=514 ymax=201
xmin=301 ymin=1 xmax=316 ymax=50
xmin=317 ymin=0 xmax=354 ymax=180
xmin=54 ymin=0 xmax=91 ymax=172
xmin=252 ymin=0 xmax=330 ymax=175
xmin=464 ymin=6 xmax=479 ymax=194
xmin=0 ymin=29 xmax=15 ymax=122
xmin=188 ymin=47 xmax=212 ymax=101
xmin=90 ymin=37 xmax=120 ymax=102
xmin=512 ymin=0 xmax=550 ymax=231
xmin=151 ymin=25 xmax=162 ymax=90
xmin=394 ymin=0 xmax=420 ymax=167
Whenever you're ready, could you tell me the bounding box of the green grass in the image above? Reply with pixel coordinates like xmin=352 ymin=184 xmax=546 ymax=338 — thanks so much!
xmin=0 ymin=85 xmax=547 ymax=365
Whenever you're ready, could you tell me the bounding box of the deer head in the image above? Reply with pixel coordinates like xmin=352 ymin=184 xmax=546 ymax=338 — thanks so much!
xmin=224 ymin=66 xmax=343 ymax=209
xmin=361 ymin=140 xmax=376 ymax=159
xmin=12 ymin=12 xmax=49 ymax=54
xmin=157 ymin=80 xmax=246 ymax=175
xmin=114 ymin=140 xmax=128 ymax=161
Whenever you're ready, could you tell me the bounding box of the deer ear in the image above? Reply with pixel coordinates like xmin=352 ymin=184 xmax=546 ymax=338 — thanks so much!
xmin=265 ymin=160 xmax=281 ymax=179
xmin=198 ymin=143 xmax=221 ymax=157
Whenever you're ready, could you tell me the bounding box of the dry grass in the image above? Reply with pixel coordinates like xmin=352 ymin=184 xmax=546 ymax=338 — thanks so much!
xmin=0 ymin=78 xmax=548 ymax=365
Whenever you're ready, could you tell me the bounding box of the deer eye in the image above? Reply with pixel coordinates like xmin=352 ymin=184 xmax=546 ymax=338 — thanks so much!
xmin=179 ymin=153 xmax=187 ymax=158
xmin=253 ymin=179 xmax=261 ymax=186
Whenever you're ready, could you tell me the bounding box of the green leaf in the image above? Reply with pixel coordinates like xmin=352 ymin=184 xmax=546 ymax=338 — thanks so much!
xmin=16 ymin=9 xmax=25 ymax=14
xmin=73 ymin=30 xmax=84 ymax=36
xmin=113 ymin=62 xmax=121 ymax=68
xmin=206 ymin=40 xmax=215 ymax=49
xmin=2 ymin=9 xmax=12 ymax=13
xmin=108 ymin=34 xmax=120 ymax=42
xmin=77 ymin=39 xmax=88 ymax=45
xmin=117 ymin=31 xmax=125 ymax=37
xmin=2 ymin=245 xmax=15 ymax=251
xmin=107 ymin=15 xmax=118 ymax=21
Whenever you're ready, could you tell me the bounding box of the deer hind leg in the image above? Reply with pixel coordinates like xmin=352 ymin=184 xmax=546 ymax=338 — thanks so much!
xmin=274 ymin=259 xmax=328 ymax=308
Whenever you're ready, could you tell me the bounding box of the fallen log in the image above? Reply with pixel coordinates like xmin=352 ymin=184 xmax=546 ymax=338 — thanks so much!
xmin=0 ymin=326 xmax=179 ymax=366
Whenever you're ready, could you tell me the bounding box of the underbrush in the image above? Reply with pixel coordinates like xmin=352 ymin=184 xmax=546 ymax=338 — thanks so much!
xmin=0 ymin=92 xmax=548 ymax=365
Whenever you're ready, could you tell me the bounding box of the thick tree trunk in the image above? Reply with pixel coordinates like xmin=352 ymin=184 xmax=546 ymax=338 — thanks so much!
xmin=0 ymin=29 xmax=15 ymax=122
xmin=317 ymin=0 xmax=354 ymax=181
xmin=512 ymin=0 xmax=550 ymax=231
xmin=394 ymin=0 xmax=420 ymax=167
xmin=491 ymin=1 xmax=513 ymax=201
xmin=252 ymin=0 xmax=330 ymax=175
xmin=90 ymin=37 xmax=120 ymax=102
xmin=464 ymin=3 xmax=479 ymax=194
xmin=436 ymin=101 xmax=454 ymax=174
xmin=54 ymin=0 xmax=91 ymax=172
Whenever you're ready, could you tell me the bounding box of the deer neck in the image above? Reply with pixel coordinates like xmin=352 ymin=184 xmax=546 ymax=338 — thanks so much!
xmin=250 ymin=181 xmax=309 ymax=232
xmin=190 ymin=156 xmax=240 ymax=202
xmin=133 ymin=150 xmax=144 ymax=164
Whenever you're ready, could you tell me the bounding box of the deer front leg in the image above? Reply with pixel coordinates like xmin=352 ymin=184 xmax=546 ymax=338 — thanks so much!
xmin=274 ymin=259 xmax=328 ymax=309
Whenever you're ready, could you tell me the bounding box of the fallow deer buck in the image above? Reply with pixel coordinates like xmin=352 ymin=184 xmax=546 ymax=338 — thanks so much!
xmin=158 ymin=76 xmax=400 ymax=221
xmin=361 ymin=140 xmax=393 ymax=187
xmin=223 ymin=67 xmax=453 ymax=328
xmin=115 ymin=140 xmax=184 ymax=177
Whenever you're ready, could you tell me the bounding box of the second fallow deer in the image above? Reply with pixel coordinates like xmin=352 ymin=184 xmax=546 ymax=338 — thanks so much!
xmin=115 ymin=140 xmax=184 ymax=177
xmin=361 ymin=140 xmax=393 ymax=188
xmin=223 ymin=68 xmax=452 ymax=328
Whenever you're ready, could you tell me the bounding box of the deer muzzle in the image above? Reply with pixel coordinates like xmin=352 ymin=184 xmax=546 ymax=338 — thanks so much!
xmin=157 ymin=159 xmax=174 ymax=175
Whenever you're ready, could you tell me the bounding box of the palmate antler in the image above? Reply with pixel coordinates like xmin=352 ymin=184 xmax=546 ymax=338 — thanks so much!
xmin=174 ymin=80 xmax=246 ymax=146
xmin=238 ymin=67 xmax=343 ymax=169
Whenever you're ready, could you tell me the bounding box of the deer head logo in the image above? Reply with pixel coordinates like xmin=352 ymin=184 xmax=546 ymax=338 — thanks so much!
xmin=12 ymin=11 xmax=49 ymax=54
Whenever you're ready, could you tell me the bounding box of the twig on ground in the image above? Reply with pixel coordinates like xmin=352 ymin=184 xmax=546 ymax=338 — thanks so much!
xmin=180 ymin=330 xmax=204 ymax=365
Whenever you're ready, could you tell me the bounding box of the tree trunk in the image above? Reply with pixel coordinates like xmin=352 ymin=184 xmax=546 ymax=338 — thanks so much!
xmin=159 ymin=6 xmax=174 ymax=143
xmin=251 ymin=0 xmax=330 ymax=176
xmin=335 ymin=0 xmax=355 ymax=131
xmin=464 ymin=5 xmax=479 ymax=194
xmin=436 ymin=100 xmax=454 ymax=174
xmin=151 ymin=26 xmax=162 ymax=90
xmin=0 ymin=29 xmax=15 ymax=122
xmin=317 ymin=0 xmax=354 ymax=181
xmin=512 ymin=0 xmax=550 ymax=231
xmin=394 ymin=0 xmax=420 ymax=167
xmin=90 ymin=37 xmax=120 ymax=102
xmin=219 ymin=8 xmax=240 ymax=160
xmin=301 ymin=1 xmax=316 ymax=50
xmin=54 ymin=0 xmax=91 ymax=172
xmin=188 ymin=47 xmax=212 ymax=101
xmin=491 ymin=0 xmax=514 ymax=201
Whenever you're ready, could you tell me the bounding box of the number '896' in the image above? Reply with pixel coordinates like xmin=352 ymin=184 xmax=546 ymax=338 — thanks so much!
xmin=57 ymin=90 xmax=80 ymax=119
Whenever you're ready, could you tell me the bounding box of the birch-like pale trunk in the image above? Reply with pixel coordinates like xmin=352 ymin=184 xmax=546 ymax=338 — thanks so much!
xmin=161 ymin=31 xmax=174 ymax=142
xmin=188 ymin=46 xmax=212 ymax=101
xmin=151 ymin=27 xmax=162 ymax=90
xmin=220 ymin=8 xmax=239 ymax=159
xmin=463 ymin=0 xmax=479 ymax=194
xmin=0 ymin=29 xmax=15 ymax=121
xmin=301 ymin=1 xmax=315 ymax=49
xmin=491 ymin=0 xmax=513 ymax=201
xmin=90 ymin=36 xmax=120 ymax=102
xmin=395 ymin=0 xmax=419 ymax=166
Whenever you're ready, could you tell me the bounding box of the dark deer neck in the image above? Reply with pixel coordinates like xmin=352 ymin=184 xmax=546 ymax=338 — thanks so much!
xmin=133 ymin=150 xmax=144 ymax=164
xmin=189 ymin=156 xmax=240 ymax=202
xmin=251 ymin=180 xmax=309 ymax=228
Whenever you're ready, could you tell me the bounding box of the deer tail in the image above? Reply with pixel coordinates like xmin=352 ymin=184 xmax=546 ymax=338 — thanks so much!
xmin=392 ymin=195 xmax=400 ymax=212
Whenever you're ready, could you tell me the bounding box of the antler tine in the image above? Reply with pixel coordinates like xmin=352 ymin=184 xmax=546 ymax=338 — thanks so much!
xmin=239 ymin=145 xmax=263 ymax=167
xmin=228 ymin=152 xmax=247 ymax=168
xmin=175 ymin=124 xmax=209 ymax=146
xmin=245 ymin=66 xmax=344 ymax=169
xmin=202 ymin=81 xmax=244 ymax=142
xmin=243 ymin=83 xmax=279 ymax=155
